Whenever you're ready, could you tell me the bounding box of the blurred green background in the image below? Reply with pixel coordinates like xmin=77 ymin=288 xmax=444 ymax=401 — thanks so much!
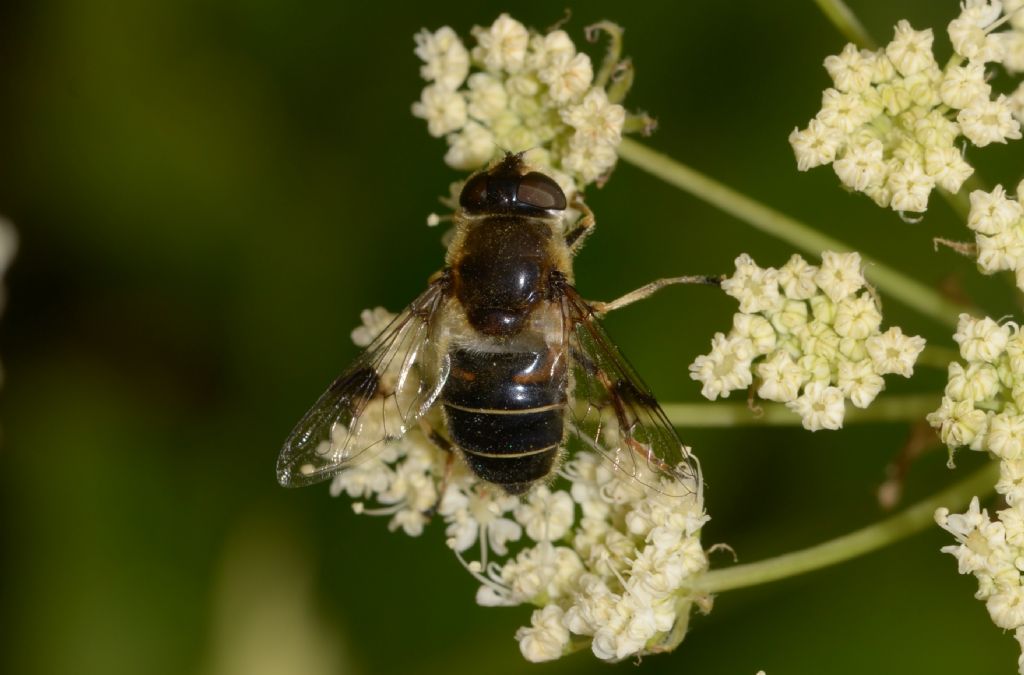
xmin=1 ymin=1 xmax=1020 ymax=674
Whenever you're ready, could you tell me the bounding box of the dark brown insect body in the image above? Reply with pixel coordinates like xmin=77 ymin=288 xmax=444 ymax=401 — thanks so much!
xmin=441 ymin=158 xmax=572 ymax=493
xmin=277 ymin=152 xmax=700 ymax=501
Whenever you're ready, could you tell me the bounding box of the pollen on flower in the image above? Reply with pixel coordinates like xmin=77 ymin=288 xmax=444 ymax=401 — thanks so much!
xmin=791 ymin=5 xmax=1024 ymax=213
xmin=691 ymin=252 xmax=925 ymax=429
xmin=412 ymin=15 xmax=643 ymax=193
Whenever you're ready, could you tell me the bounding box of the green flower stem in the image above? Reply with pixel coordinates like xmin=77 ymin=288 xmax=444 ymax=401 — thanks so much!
xmin=617 ymin=138 xmax=969 ymax=329
xmin=812 ymin=0 xmax=876 ymax=49
xmin=699 ymin=460 xmax=999 ymax=593
xmin=663 ymin=393 xmax=938 ymax=428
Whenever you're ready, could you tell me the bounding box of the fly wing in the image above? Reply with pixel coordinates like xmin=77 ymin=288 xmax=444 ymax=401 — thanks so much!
xmin=559 ymin=284 xmax=702 ymax=499
xmin=277 ymin=280 xmax=451 ymax=487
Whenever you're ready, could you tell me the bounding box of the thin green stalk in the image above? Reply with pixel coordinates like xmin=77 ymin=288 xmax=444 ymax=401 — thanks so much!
xmin=812 ymin=0 xmax=876 ymax=48
xmin=663 ymin=393 xmax=938 ymax=428
xmin=700 ymin=460 xmax=999 ymax=593
xmin=617 ymin=138 xmax=970 ymax=329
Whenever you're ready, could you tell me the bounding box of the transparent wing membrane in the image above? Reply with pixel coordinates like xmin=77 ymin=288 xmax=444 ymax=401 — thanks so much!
xmin=277 ymin=282 xmax=450 ymax=487
xmin=559 ymin=285 xmax=702 ymax=499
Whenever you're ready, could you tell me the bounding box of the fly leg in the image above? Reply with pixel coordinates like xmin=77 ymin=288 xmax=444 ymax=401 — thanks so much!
xmin=418 ymin=417 xmax=456 ymax=518
xmin=590 ymin=275 xmax=723 ymax=316
xmin=564 ymin=198 xmax=596 ymax=253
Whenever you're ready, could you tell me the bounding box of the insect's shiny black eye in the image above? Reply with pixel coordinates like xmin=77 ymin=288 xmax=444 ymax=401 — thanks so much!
xmin=459 ymin=172 xmax=490 ymax=211
xmin=516 ymin=172 xmax=567 ymax=211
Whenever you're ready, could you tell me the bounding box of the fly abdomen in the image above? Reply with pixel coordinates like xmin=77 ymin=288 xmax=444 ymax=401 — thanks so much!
xmin=442 ymin=347 xmax=566 ymax=494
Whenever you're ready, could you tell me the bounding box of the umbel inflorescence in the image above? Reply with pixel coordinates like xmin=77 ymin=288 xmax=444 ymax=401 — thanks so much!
xmin=335 ymin=308 xmax=710 ymax=662
xmin=412 ymin=14 xmax=648 ymax=198
xmin=689 ymin=252 xmax=926 ymax=430
xmin=928 ymin=314 xmax=1024 ymax=672
xmin=790 ymin=1 xmax=1024 ymax=214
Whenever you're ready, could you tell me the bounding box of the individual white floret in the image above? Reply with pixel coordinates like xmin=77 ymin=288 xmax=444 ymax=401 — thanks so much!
xmin=948 ymin=1 xmax=1005 ymax=64
xmin=516 ymin=605 xmax=570 ymax=662
xmin=721 ymin=254 xmax=782 ymax=313
xmin=471 ymin=14 xmax=530 ymax=73
xmin=444 ymin=121 xmax=497 ymax=170
xmin=836 ymin=358 xmax=885 ymax=408
xmin=817 ymin=88 xmax=875 ymax=133
xmin=731 ymin=313 xmax=777 ymax=355
xmin=945 ymin=361 xmax=1001 ymax=401
xmin=886 ymin=21 xmax=937 ymax=76
xmin=500 ymin=542 xmax=584 ymax=603
xmin=998 ymin=459 xmax=1024 ymax=505
xmin=439 ymin=484 xmax=522 ymax=555
xmin=771 ymin=299 xmax=810 ymax=335
xmin=796 ymin=320 xmax=841 ymax=363
xmin=776 ymin=254 xmax=819 ymax=300
xmin=351 ymin=307 xmax=397 ymax=347
xmin=465 ymin=73 xmax=509 ymax=121
xmin=561 ymin=139 xmax=618 ymax=183
xmin=514 ymin=486 xmax=575 ymax=541
xmin=412 ymin=84 xmax=468 ymax=137
xmin=561 ymin=88 xmax=626 ymax=147
xmin=977 ymin=227 xmax=1024 ymax=272
xmin=958 ymin=96 xmax=1023 ymax=147
xmin=988 ymin=586 xmax=1024 ymax=631
xmin=824 ymin=43 xmax=876 ymax=93
xmin=814 ymin=251 xmax=865 ymax=302
xmin=789 ymin=119 xmax=844 ymax=171
xmin=688 ymin=332 xmax=754 ymax=400
xmin=954 ymin=314 xmax=1012 ymax=362
xmin=787 ymin=381 xmax=846 ymax=430
xmin=539 ymin=52 xmax=593 ymax=104
xmin=833 ymin=293 xmax=882 ymax=339
xmin=927 ymin=396 xmax=989 ymax=447
xmin=987 ymin=412 xmax=1024 ymax=460
xmin=833 ymin=139 xmax=886 ymax=191
xmin=968 ymin=186 xmax=1024 ymax=235
xmin=940 ymin=62 xmax=992 ymax=109
xmin=923 ymin=145 xmax=974 ymax=193
xmin=754 ymin=351 xmax=804 ymax=403
xmin=887 ymin=159 xmax=935 ymax=212
xmin=865 ymin=326 xmax=926 ymax=377
xmin=913 ymin=108 xmax=960 ymax=148
xmin=414 ymin=26 xmax=470 ymax=91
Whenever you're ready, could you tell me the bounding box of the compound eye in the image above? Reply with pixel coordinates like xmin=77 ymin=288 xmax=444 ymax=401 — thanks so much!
xmin=516 ymin=172 xmax=567 ymax=211
xmin=459 ymin=172 xmax=490 ymax=211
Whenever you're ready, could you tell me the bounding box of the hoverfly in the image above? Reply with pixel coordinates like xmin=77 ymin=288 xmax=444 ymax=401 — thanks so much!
xmin=277 ymin=153 xmax=709 ymax=498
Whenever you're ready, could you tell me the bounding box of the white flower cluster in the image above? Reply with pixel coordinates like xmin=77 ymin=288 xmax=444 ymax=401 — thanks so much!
xmin=790 ymin=2 xmax=1024 ymax=213
xmin=689 ymin=252 xmax=926 ymax=430
xmin=936 ymin=496 xmax=1024 ymax=675
xmin=333 ymin=308 xmax=711 ymax=663
xmin=412 ymin=15 xmax=633 ymax=191
xmin=927 ymin=314 xmax=1024 ymax=453
xmin=928 ymin=315 xmax=1024 ymax=674
xmin=963 ymin=181 xmax=1024 ymax=290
